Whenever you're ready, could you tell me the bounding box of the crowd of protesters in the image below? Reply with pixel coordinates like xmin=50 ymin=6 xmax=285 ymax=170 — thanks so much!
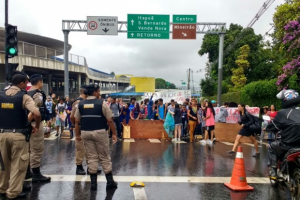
xmin=43 ymin=92 xmax=278 ymax=151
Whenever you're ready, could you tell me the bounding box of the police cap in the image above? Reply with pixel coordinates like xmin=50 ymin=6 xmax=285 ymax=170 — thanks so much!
xmin=86 ymin=84 xmax=99 ymax=95
xmin=30 ymin=74 xmax=43 ymax=80
xmin=11 ymin=71 xmax=29 ymax=80
xmin=80 ymin=85 xmax=88 ymax=89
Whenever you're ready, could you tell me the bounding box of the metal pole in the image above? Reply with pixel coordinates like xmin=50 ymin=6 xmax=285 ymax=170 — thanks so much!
xmin=5 ymin=0 xmax=8 ymax=85
xmin=187 ymin=68 xmax=190 ymax=90
xmin=217 ymin=34 xmax=225 ymax=107
xmin=63 ymin=30 xmax=70 ymax=97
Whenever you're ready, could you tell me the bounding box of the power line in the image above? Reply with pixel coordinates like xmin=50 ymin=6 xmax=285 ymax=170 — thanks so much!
xmin=206 ymin=0 xmax=276 ymax=72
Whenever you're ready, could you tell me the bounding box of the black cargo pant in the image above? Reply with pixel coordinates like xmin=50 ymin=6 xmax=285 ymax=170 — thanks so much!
xmin=268 ymin=140 xmax=289 ymax=168
xmin=110 ymin=117 xmax=122 ymax=138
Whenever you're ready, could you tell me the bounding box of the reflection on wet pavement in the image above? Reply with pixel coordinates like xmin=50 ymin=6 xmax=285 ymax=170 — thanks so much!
xmin=21 ymin=138 xmax=292 ymax=200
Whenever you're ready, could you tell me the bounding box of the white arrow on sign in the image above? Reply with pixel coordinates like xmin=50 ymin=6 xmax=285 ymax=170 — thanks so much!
xmin=131 ymin=19 xmax=134 ymax=25
xmin=182 ymin=32 xmax=187 ymax=37
xmin=131 ymin=33 xmax=134 ymax=37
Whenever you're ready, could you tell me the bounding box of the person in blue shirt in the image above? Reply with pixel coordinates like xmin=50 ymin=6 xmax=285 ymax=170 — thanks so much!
xmin=45 ymin=96 xmax=53 ymax=128
xmin=120 ymin=103 xmax=130 ymax=125
xmin=158 ymin=98 xmax=165 ymax=121
xmin=129 ymin=97 xmax=136 ymax=113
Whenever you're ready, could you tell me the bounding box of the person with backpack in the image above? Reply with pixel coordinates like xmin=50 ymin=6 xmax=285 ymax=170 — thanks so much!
xmin=110 ymin=98 xmax=123 ymax=140
xmin=227 ymin=103 xmax=260 ymax=157
xmin=55 ymin=98 xmax=67 ymax=137
xmin=218 ymin=102 xmax=229 ymax=123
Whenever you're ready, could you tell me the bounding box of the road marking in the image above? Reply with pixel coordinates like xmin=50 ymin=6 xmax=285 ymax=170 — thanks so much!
xmin=133 ymin=188 xmax=148 ymax=200
xmin=25 ymin=175 xmax=269 ymax=183
xmin=124 ymin=139 xmax=135 ymax=142
xmin=148 ymin=139 xmax=161 ymax=143
xmin=220 ymin=142 xmax=234 ymax=146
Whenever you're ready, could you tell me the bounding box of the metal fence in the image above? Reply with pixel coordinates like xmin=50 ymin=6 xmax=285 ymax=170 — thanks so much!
xmin=0 ymin=38 xmax=130 ymax=81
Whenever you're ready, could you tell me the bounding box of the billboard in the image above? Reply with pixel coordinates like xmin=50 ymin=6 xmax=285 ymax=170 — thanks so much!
xmin=130 ymin=77 xmax=155 ymax=92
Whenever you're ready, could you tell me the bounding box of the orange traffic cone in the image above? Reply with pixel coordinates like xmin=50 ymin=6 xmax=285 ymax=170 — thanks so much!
xmin=224 ymin=146 xmax=254 ymax=191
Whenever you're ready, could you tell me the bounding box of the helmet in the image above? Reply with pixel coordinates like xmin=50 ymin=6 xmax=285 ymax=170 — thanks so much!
xmin=276 ymin=89 xmax=300 ymax=108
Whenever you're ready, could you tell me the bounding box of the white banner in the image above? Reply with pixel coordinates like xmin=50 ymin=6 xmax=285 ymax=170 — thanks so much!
xmin=214 ymin=107 xmax=260 ymax=124
xmin=143 ymin=90 xmax=191 ymax=104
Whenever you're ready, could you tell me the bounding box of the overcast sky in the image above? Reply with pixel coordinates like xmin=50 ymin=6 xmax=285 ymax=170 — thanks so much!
xmin=0 ymin=0 xmax=285 ymax=86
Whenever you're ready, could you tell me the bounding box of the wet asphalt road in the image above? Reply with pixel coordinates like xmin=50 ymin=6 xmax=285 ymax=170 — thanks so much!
xmin=16 ymin=136 xmax=293 ymax=200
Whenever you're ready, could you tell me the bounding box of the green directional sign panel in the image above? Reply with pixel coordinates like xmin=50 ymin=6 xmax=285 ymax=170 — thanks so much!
xmin=127 ymin=14 xmax=170 ymax=39
xmin=173 ymin=15 xmax=197 ymax=24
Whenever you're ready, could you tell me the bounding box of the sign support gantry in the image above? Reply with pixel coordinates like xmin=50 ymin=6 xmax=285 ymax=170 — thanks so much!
xmin=62 ymin=19 xmax=226 ymax=105
xmin=62 ymin=20 xmax=226 ymax=34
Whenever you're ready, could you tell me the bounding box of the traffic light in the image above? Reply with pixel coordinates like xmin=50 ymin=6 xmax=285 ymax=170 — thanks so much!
xmin=5 ymin=63 xmax=19 ymax=81
xmin=5 ymin=24 xmax=18 ymax=58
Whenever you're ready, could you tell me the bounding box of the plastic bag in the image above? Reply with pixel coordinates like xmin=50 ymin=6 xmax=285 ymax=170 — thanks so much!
xmin=164 ymin=112 xmax=175 ymax=137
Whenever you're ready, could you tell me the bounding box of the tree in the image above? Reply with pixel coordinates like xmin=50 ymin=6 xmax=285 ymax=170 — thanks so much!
xmin=198 ymin=23 xmax=277 ymax=95
xmin=155 ymin=78 xmax=177 ymax=89
xmin=231 ymin=45 xmax=250 ymax=91
xmin=200 ymin=77 xmax=216 ymax=96
xmin=110 ymin=72 xmax=115 ymax=76
xmin=155 ymin=78 xmax=167 ymax=89
xmin=168 ymin=83 xmax=177 ymax=89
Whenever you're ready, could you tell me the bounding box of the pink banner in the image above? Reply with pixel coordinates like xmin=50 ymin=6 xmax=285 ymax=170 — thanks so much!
xmin=214 ymin=107 xmax=260 ymax=124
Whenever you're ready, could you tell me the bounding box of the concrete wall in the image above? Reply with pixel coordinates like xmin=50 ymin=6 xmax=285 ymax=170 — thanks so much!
xmin=0 ymin=53 xmax=130 ymax=84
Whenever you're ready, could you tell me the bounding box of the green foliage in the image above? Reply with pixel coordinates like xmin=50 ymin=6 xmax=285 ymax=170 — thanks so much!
xmin=155 ymin=78 xmax=176 ymax=89
xmin=273 ymin=0 xmax=300 ymax=43
xmin=231 ymin=45 xmax=250 ymax=91
xmin=203 ymin=79 xmax=282 ymax=109
xmin=198 ymin=24 xmax=277 ymax=96
xmin=200 ymin=78 xmax=216 ymax=96
xmin=110 ymin=72 xmax=115 ymax=76
xmin=288 ymin=74 xmax=300 ymax=91
xmin=241 ymin=79 xmax=281 ymax=108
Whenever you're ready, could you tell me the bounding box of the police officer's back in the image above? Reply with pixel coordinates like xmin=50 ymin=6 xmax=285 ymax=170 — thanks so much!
xmin=0 ymin=71 xmax=41 ymax=199
xmin=27 ymin=74 xmax=51 ymax=183
xmin=74 ymin=84 xmax=118 ymax=191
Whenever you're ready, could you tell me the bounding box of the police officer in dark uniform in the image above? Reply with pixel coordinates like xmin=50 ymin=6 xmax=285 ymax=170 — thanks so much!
xmin=0 ymin=71 xmax=41 ymax=199
xmin=75 ymin=84 xmax=118 ymax=191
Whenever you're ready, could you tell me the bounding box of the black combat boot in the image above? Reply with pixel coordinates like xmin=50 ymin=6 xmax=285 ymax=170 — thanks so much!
xmin=76 ymin=165 xmax=86 ymax=175
xmin=105 ymin=172 xmax=118 ymax=189
xmin=87 ymin=167 xmax=102 ymax=175
xmin=22 ymin=184 xmax=31 ymax=191
xmin=90 ymin=173 xmax=98 ymax=191
xmin=7 ymin=192 xmax=27 ymax=199
xmin=25 ymin=166 xmax=32 ymax=180
xmin=32 ymin=167 xmax=51 ymax=183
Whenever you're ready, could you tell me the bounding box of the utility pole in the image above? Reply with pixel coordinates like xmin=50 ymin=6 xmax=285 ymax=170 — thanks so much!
xmin=187 ymin=68 xmax=191 ymax=90
xmin=5 ymin=0 xmax=8 ymax=85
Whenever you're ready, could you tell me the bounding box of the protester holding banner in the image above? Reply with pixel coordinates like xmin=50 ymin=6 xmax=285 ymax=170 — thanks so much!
xmin=227 ymin=104 xmax=260 ymax=157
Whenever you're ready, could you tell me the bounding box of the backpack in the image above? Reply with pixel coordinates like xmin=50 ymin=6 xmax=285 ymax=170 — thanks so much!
xmin=246 ymin=112 xmax=263 ymax=134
